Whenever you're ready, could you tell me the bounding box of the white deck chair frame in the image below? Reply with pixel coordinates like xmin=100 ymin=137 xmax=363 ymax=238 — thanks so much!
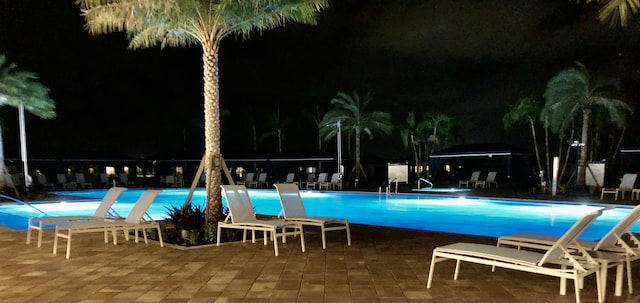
xmin=601 ymin=173 xmax=638 ymax=200
xmin=497 ymin=205 xmax=640 ymax=298
xmin=26 ymin=187 xmax=128 ymax=247
xmin=53 ymin=189 xmax=163 ymax=259
xmin=428 ymin=209 xmax=606 ymax=303
xmin=218 ymin=185 xmax=305 ymax=256
xmin=274 ymin=183 xmax=351 ymax=249
xmin=458 ymin=171 xmax=480 ymax=188
xmin=75 ymin=173 xmax=93 ymax=189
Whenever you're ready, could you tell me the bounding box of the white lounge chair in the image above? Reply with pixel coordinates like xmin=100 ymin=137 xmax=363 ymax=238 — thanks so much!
xmin=601 ymin=173 xmax=638 ymax=200
xmin=327 ymin=172 xmax=342 ymax=190
xmin=255 ymin=172 xmax=268 ymax=188
xmin=428 ymin=209 xmax=607 ymax=303
xmin=56 ymin=173 xmax=75 ymax=189
xmin=119 ymin=172 xmax=135 ymax=187
xmin=475 ymin=171 xmax=498 ymax=189
xmin=497 ymin=205 xmax=640 ymax=298
xmin=218 ymin=185 xmax=305 ymax=256
xmin=458 ymin=171 xmax=480 ymax=188
xmin=75 ymin=173 xmax=93 ymax=189
xmin=237 ymin=172 xmax=255 ymax=188
xmin=274 ymin=183 xmax=350 ymax=249
xmin=36 ymin=174 xmax=54 ymax=190
xmin=53 ymin=189 xmax=163 ymax=259
xmin=27 ymin=187 xmax=128 ymax=247
xmin=306 ymin=172 xmax=328 ymax=190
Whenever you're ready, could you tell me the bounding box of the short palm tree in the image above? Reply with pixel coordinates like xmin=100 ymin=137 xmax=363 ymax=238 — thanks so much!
xmin=320 ymin=91 xmax=392 ymax=186
xmin=543 ymin=61 xmax=632 ymax=188
xmin=77 ymin=0 xmax=328 ymax=223
xmin=0 ymin=55 xmax=56 ymax=193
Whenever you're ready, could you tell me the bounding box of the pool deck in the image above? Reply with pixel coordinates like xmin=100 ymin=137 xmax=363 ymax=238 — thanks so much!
xmin=1 ymin=223 xmax=638 ymax=303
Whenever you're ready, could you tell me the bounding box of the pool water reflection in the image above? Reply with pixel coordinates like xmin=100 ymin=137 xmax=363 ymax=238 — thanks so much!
xmin=0 ymin=188 xmax=636 ymax=240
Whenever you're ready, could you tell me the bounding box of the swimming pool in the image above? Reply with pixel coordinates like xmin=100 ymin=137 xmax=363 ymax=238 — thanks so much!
xmin=0 ymin=188 xmax=636 ymax=240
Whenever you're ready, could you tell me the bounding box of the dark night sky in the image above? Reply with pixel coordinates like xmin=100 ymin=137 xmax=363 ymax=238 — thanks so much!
xmin=1 ymin=0 xmax=639 ymax=161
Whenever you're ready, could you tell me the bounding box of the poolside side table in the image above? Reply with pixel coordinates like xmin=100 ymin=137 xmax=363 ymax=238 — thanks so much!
xmin=632 ymin=189 xmax=640 ymax=200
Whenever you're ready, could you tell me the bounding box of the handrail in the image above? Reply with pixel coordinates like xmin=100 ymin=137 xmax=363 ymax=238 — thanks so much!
xmin=0 ymin=193 xmax=46 ymax=216
xmin=418 ymin=177 xmax=433 ymax=189
xmin=378 ymin=178 xmax=399 ymax=195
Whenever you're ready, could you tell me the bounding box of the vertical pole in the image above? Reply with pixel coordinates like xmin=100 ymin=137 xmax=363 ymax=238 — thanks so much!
xmin=19 ymin=103 xmax=29 ymax=187
xmin=337 ymin=120 xmax=342 ymax=188
xmin=552 ymin=156 xmax=559 ymax=196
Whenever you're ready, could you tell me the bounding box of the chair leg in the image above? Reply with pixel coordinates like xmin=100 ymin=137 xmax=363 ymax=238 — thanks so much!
xmin=321 ymin=225 xmax=327 ymax=249
xmin=65 ymin=230 xmax=72 ymax=259
xmin=272 ymin=228 xmax=279 ymax=256
xmin=156 ymin=225 xmax=164 ymax=247
xmin=426 ymin=253 xmax=438 ymax=288
xmin=299 ymin=225 xmax=305 ymax=252
xmin=216 ymin=225 xmax=222 ymax=246
xmin=52 ymin=226 xmax=59 ymax=255
xmin=37 ymin=223 xmax=44 ymax=248
xmin=346 ymin=223 xmax=351 ymax=246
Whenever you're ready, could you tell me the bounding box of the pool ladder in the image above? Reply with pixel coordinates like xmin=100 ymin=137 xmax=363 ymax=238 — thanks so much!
xmin=0 ymin=193 xmax=46 ymax=216
xmin=417 ymin=178 xmax=433 ymax=190
xmin=379 ymin=178 xmax=398 ymax=195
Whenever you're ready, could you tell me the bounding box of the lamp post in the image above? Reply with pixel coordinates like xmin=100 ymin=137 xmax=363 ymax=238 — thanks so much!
xmin=336 ymin=120 xmax=342 ymax=188
xmin=571 ymin=140 xmax=585 ymax=189
xmin=18 ymin=103 xmax=30 ymax=187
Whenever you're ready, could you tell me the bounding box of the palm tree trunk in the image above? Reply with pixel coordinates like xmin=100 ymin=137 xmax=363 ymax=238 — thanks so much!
xmin=202 ymin=39 xmax=223 ymax=224
xmin=578 ymin=110 xmax=590 ymax=188
xmin=528 ymin=118 xmax=544 ymax=178
xmin=544 ymin=126 xmax=550 ymax=184
xmin=354 ymin=129 xmax=362 ymax=185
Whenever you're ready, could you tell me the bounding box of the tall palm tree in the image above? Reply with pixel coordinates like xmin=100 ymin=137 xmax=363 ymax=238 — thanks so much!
xmin=77 ymin=0 xmax=328 ymax=223
xmin=259 ymin=105 xmax=292 ymax=154
xmin=0 ymin=55 xmax=56 ymax=193
xmin=303 ymin=104 xmax=323 ymax=151
xmin=319 ymin=91 xmax=392 ymax=186
xmin=503 ymin=96 xmax=546 ymax=182
xmin=400 ymin=112 xmax=424 ymax=176
xmin=543 ymin=61 xmax=632 ymax=189
xmin=578 ymin=0 xmax=639 ymax=27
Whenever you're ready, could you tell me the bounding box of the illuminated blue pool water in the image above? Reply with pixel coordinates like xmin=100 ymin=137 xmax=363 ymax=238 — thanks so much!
xmin=0 ymin=188 xmax=637 ymax=240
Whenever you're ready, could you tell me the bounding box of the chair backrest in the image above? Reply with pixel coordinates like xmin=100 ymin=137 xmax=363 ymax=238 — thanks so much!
xmin=330 ymin=173 xmax=341 ymax=183
xmin=274 ymin=183 xmax=307 ymax=218
xmin=56 ymin=173 xmax=67 ymax=184
xmin=37 ymin=174 xmax=47 ymax=184
xmin=619 ymin=173 xmax=638 ymax=190
xmin=594 ymin=204 xmax=640 ymax=250
xmin=285 ymin=173 xmax=295 ymax=183
xmin=486 ymin=172 xmax=496 ymax=182
xmin=93 ymin=187 xmax=128 ymax=217
xmin=538 ymin=208 xmax=606 ymax=266
xmin=119 ymin=173 xmax=129 ymax=183
xmin=220 ymin=185 xmax=257 ymax=223
xmin=469 ymin=171 xmax=481 ymax=182
xmin=100 ymin=173 xmax=108 ymax=183
xmin=257 ymin=173 xmax=267 ymax=182
xmin=317 ymin=172 xmax=328 ymax=182
xmin=244 ymin=173 xmax=255 ymax=182
xmin=75 ymin=173 xmax=86 ymax=183
xmin=124 ymin=189 xmax=162 ymax=224
xmin=166 ymin=175 xmax=175 ymax=184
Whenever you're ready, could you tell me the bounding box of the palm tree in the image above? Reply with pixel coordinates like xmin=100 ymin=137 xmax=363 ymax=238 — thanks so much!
xmin=303 ymin=104 xmax=323 ymax=151
xmin=503 ymin=96 xmax=546 ymax=182
xmin=319 ymin=91 xmax=392 ymax=186
xmin=0 ymin=55 xmax=56 ymax=193
xmin=578 ymin=0 xmax=639 ymax=27
xmin=259 ymin=105 xmax=292 ymax=154
xmin=77 ymin=0 xmax=328 ymax=223
xmin=400 ymin=112 xmax=424 ymax=176
xmin=543 ymin=61 xmax=632 ymax=189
